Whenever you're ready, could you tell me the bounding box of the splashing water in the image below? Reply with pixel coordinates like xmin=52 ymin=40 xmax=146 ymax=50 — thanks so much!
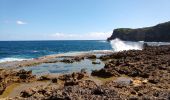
xmin=110 ymin=38 xmax=143 ymax=52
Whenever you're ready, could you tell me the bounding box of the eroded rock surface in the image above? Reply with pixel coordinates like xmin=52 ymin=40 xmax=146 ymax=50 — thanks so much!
xmin=0 ymin=69 xmax=36 ymax=95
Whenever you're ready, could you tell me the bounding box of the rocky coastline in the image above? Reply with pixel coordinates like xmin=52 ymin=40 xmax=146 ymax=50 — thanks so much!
xmin=0 ymin=45 xmax=170 ymax=99
xmin=107 ymin=21 xmax=170 ymax=42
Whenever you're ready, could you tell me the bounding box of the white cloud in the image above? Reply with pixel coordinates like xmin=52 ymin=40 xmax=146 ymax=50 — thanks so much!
xmin=16 ymin=20 xmax=27 ymax=25
xmin=50 ymin=31 xmax=112 ymax=40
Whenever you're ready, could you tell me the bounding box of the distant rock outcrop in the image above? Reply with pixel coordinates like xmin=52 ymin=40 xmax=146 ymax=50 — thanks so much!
xmin=107 ymin=21 xmax=170 ymax=42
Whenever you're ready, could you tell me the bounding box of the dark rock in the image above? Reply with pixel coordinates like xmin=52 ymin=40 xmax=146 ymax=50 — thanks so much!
xmin=93 ymin=88 xmax=104 ymax=95
xmin=73 ymin=56 xmax=84 ymax=62
xmin=20 ymin=89 xmax=36 ymax=98
xmin=148 ymin=79 xmax=159 ymax=84
xmin=86 ymin=55 xmax=97 ymax=59
xmin=107 ymin=21 xmax=170 ymax=42
xmin=51 ymin=78 xmax=58 ymax=83
xmin=60 ymin=59 xmax=74 ymax=63
xmin=91 ymin=68 xmax=119 ymax=78
xmin=92 ymin=61 xmax=101 ymax=64
xmin=38 ymin=75 xmax=51 ymax=81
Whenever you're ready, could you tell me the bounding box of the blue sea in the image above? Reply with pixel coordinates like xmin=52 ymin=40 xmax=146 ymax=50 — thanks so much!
xmin=1 ymin=39 xmax=170 ymax=75
xmin=0 ymin=40 xmax=112 ymax=63
xmin=1 ymin=39 xmax=170 ymax=63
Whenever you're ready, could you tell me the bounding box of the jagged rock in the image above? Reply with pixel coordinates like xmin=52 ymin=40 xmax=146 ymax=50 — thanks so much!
xmin=0 ymin=69 xmax=36 ymax=95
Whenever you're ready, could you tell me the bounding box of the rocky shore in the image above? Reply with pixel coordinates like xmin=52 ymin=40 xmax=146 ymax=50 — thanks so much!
xmin=0 ymin=45 xmax=170 ymax=99
xmin=107 ymin=21 xmax=170 ymax=42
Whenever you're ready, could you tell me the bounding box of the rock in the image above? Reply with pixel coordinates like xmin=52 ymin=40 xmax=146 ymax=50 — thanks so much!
xmin=148 ymin=79 xmax=159 ymax=84
xmin=92 ymin=88 xmax=104 ymax=95
xmin=38 ymin=75 xmax=51 ymax=81
xmin=5 ymin=45 xmax=170 ymax=99
xmin=20 ymin=88 xmax=36 ymax=98
xmin=114 ymin=77 xmax=132 ymax=86
xmin=92 ymin=61 xmax=101 ymax=64
xmin=73 ymin=56 xmax=84 ymax=62
xmin=0 ymin=83 xmax=5 ymax=95
xmin=91 ymin=68 xmax=119 ymax=78
xmin=64 ymin=80 xmax=79 ymax=86
xmin=107 ymin=21 xmax=170 ymax=42
xmin=0 ymin=69 xmax=36 ymax=95
xmin=58 ymin=71 xmax=88 ymax=82
xmin=132 ymin=79 xmax=142 ymax=86
xmin=86 ymin=55 xmax=97 ymax=59
xmin=60 ymin=59 xmax=74 ymax=63
xmin=51 ymin=78 xmax=58 ymax=83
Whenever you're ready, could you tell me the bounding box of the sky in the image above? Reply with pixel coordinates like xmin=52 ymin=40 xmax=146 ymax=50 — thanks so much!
xmin=0 ymin=0 xmax=170 ymax=40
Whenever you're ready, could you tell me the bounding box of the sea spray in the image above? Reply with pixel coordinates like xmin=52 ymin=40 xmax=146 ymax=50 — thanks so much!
xmin=110 ymin=38 xmax=143 ymax=52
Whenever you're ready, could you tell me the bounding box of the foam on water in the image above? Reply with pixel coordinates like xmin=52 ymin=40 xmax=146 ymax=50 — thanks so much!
xmin=110 ymin=38 xmax=170 ymax=52
xmin=0 ymin=58 xmax=29 ymax=63
xmin=110 ymin=38 xmax=143 ymax=52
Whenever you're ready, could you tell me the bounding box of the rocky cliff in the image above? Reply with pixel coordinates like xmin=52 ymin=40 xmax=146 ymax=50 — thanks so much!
xmin=107 ymin=21 xmax=170 ymax=42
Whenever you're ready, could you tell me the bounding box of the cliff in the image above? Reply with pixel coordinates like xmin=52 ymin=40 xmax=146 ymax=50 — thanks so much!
xmin=107 ymin=21 xmax=170 ymax=42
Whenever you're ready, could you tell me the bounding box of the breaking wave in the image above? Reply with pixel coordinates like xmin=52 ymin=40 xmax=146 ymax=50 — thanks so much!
xmin=110 ymin=38 xmax=143 ymax=52
xmin=0 ymin=58 xmax=30 ymax=63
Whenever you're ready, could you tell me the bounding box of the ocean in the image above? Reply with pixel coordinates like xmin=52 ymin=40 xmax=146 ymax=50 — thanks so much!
xmin=1 ymin=39 xmax=170 ymax=74
xmin=0 ymin=40 xmax=112 ymax=63
xmin=1 ymin=39 xmax=170 ymax=63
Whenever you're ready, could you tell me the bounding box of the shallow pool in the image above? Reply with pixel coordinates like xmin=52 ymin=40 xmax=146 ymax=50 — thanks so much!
xmin=22 ymin=58 xmax=105 ymax=75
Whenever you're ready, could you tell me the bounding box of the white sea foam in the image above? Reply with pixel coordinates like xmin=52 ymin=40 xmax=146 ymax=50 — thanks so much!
xmin=110 ymin=38 xmax=143 ymax=52
xmin=60 ymin=50 xmax=113 ymax=56
xmin=0 ymin=58 xmax=29 ymax=63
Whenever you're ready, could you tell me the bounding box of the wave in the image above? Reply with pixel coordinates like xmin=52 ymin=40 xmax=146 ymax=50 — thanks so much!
xmin=0 ymin=58 xmax=30 ymax=63
xmin=110 ymin=38 xmax=143 ymax=52
xmin=110 ymin=38 xmax=170 ymax=52
xmin=98 ymin=40 xmax=107 ymax=43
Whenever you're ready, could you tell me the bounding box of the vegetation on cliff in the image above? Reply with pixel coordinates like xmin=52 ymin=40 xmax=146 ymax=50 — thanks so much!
xmin=108 ymin=21 xmax=170 ymax=42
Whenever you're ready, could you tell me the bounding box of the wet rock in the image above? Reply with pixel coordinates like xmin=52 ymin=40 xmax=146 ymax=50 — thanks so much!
xmin=92 ymin=61 xmax=101 ymax=64
xmin=60 ymin=59 xmax=74 ymax=63
xmin=73 ymin=56 xmax=84 ymax=62
xmin=7 ymin=45 xmax=170 ymax=99
xmin=86 ymin=55 xmax=97 ymax=59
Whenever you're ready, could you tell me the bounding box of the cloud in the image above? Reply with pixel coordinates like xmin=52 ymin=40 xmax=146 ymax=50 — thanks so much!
xmin=50 ymin=31 xmax=112 ymax=40
xmin=16 ymin=20 xmax=27 ymax=25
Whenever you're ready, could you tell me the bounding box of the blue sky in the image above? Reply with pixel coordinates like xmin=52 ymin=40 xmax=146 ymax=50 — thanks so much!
xmin=0 ymin=0 xmax=170 ymax=40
